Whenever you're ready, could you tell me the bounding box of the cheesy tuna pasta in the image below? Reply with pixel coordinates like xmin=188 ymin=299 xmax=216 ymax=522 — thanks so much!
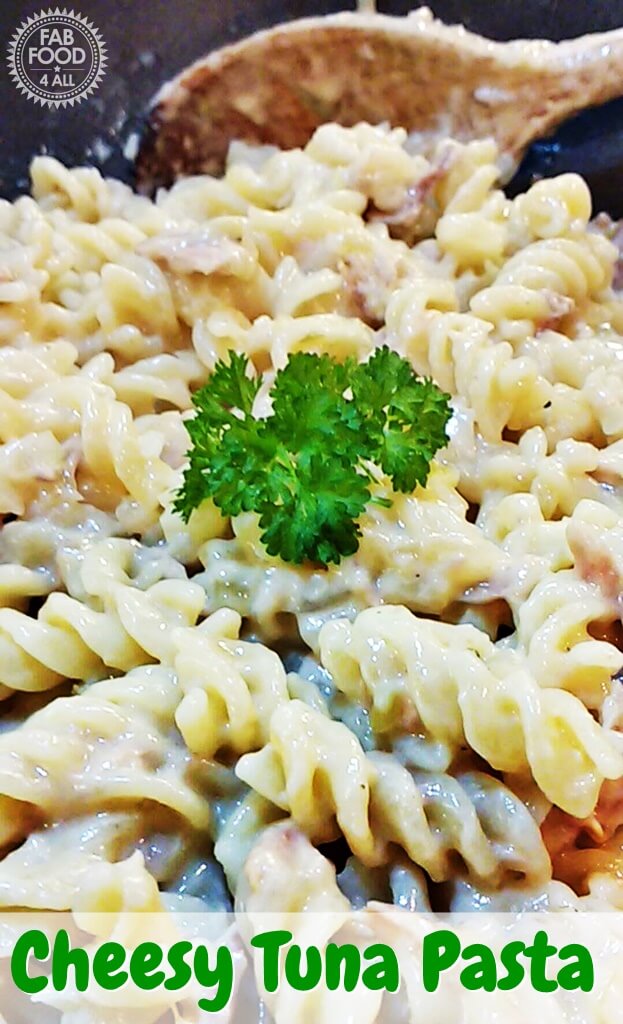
xmin=1 ymin=121 xmax=623 ymax=950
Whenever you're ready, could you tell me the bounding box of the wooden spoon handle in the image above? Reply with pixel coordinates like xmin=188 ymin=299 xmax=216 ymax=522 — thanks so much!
xmin=503 ymin=29 xmax=623 ymax=155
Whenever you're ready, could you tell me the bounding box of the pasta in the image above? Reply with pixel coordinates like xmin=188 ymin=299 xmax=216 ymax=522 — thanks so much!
xmin=0 ymin=541 xmax=206 ymax=694
xmin=195 ymin=464 xmax=508 ymax=648
xmin=0 ymin=665 xmax=211 ymax=849
xmin=173 ymin=608 xmax=290 ymax=759
xmin=319 ymin=606 xmax=622 ymax=817
xmin=1 ymin=111 xmax=623 ymax=1022
xmin=236 ymin=699 xmax=551 ymax=885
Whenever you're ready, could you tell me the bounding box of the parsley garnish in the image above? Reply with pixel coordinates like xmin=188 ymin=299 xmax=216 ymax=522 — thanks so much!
xmin=173 ymin=348 xmax=451 ymax=565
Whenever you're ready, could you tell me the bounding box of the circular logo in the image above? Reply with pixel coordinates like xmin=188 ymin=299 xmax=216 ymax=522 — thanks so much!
xmin=7 ymin=8 xmax=107 ymax=109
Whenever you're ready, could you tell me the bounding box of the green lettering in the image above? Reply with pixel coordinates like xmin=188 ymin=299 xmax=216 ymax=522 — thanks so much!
xmin=165 ymin=940 xmax=193 ymax=992
xmin=92 ymin=943 xmax=128 ymax=991
xmin=422 ymin=930 xmax=460 ymax=993
xmin=285 ymin=944 xmax=322 ymax=991
xmin=460 ymin=943 xmax=496 ymax=992
xmin=525 ymin=930 xmax=558 ymax=993
xmin=129 ymin=942 xmax=164 ymax=991
xmin=557 ymin=944 xmax=594 ymax=992
xmin=250 ymin=930 xmax=292 ymax=994
xmin=11 ymin=930 xmax=49 ymax=995
xmin=52 ymin=929 xmax=89 ymax=993
xmin=325 ymin=942 xmax=361 ymax=992
xmin=362 ymin=943 xmax=399 ymax=993
xmin=196 ymin=943 xmax=233 ymax=1012
xmin=498 ymin=940 xmax=526 ymax=991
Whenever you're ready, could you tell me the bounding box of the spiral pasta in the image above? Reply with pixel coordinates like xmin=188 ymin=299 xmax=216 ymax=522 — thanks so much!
xmin=237 ymin=700 xmax=550 ymax=885
xmin=386 ymin=299 xmax=551 ymax=441
xmin=319 ymin=606 xmax=623 ymax=817
xmin=0 ymin=665 xmax=211 ymax=850
xmin=172 ymin=609 xmax=290 ymax=759
xmin=195 ymin=465 xmax=508 ymax=648
xmin=0 ymin=810 xmax=217 ymax=912
xmin=470 ymin=236 xmax=614 ymax=342
xmin=1 ymin=114 xmax=623 ymax=975
xmin=513 ymin=569 xmax=622 ymax=708
xmin=0 ymin=562 xmax=204 ymax=695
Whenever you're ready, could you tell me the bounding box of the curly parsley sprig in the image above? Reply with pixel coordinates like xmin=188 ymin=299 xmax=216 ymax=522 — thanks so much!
xmin=173 ymin=348 xmax=451 ymax=566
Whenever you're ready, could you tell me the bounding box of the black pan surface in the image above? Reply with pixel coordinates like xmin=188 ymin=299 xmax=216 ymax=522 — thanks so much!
xmin=1 ymin=0 xmax=623 ymax=213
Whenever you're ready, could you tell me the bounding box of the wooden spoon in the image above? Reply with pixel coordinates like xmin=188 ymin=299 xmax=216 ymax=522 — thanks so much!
xmin=135 ymin=7 xmax=623 ymax=191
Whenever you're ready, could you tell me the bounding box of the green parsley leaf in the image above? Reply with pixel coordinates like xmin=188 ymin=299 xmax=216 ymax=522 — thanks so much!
xmin=259 ymin=450 xmax=370 ymax=566
xmin=201 ymin=349 xmax=260 ymax=419
xmin=352 ymin=347 xmax=452 ymax=492
xmin=172 ymin=351 xmax=261 ymax=521
xmin=270 ymin=352 xmax=360 ymax=458
xmin=174 ymin=347 xmax=451 ymax=565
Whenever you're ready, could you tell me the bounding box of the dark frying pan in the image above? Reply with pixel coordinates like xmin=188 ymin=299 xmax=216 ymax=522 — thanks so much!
xmin=1 ymin=0 xmax=623 ymax=214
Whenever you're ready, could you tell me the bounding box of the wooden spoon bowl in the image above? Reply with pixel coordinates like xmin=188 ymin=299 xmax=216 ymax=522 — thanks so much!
xmin=136 ymin=7 xmax=623 ymax=191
